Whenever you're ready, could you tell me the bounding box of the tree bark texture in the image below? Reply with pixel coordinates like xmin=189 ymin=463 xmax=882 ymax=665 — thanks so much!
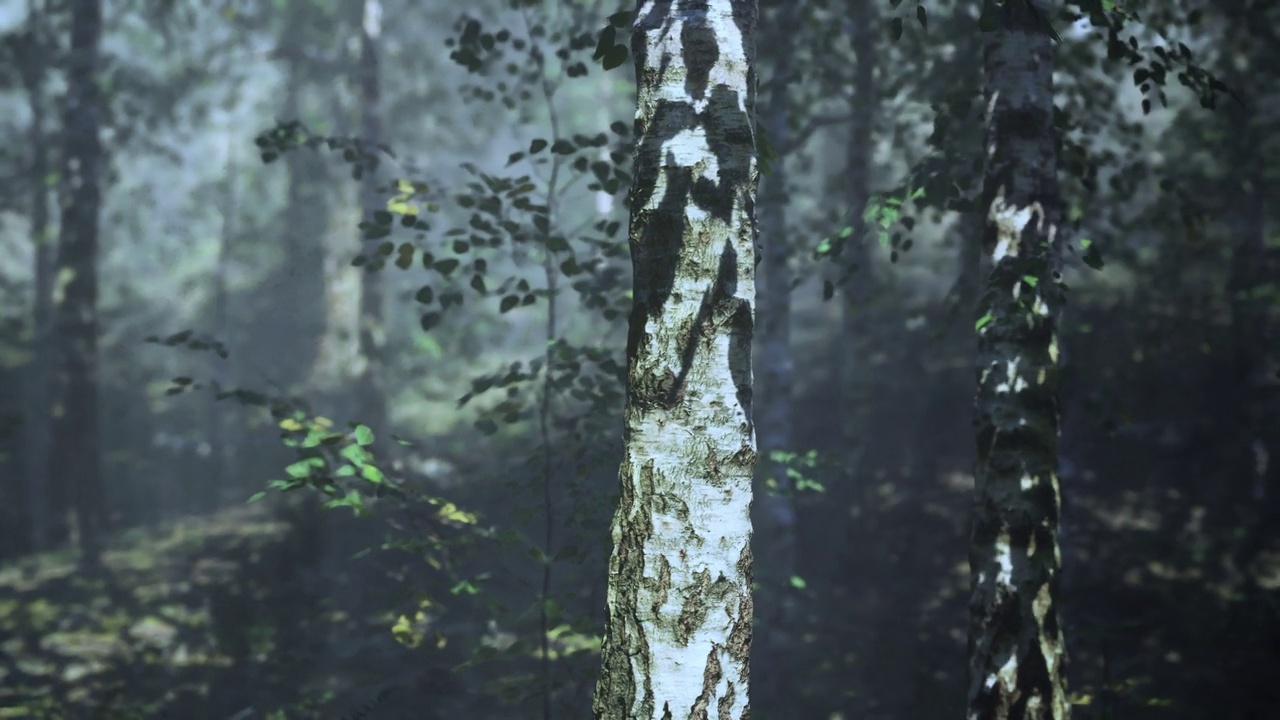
xmin=593 ymin=2 xmax=758 ymax=718
xmin=967 ymin=2 xmax=1069 ymax=719
xmin=50 ymin=0 xmax=105 ymax=569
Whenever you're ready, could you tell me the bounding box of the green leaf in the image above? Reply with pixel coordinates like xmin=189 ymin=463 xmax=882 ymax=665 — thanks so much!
xmin=415 ymin=286 xmax=434 ymax=304
xmin=361 ymin=464 xmax=385 ymax=483
xmin=756 ymin=121 xmax=778 ymax=176
xmin=975 ymin=313 xmax=994 ymax=331
xmin=341 ymin=443 xmax=372 ymax=466
xmin=529 ymin=139 xmax=548 ymax=154
xmin=420 ymin=312 xmax=443 ymax=332
xmin=888 ymin=17 xmax=903 ymax=42
xmin=1022 ymin=275 xmax=1039 ymax=287
xmin=247 ymin=492 xmax=266 ymax=504
xmin=1081 ymin=241 xmax=1105 ymax=270
xmin=285 ymin=459 xmax=320 ymax=478
xmin=602 ymin=45 xmax=628 ymax=71
xmin=354 ymin=424 xmax=375 ymax=446
xmin=916 ymin=5 xmax=928 ymax=30
xmin=593 ymin=25 xmax=616 ymax=59
xmin=789 ymin=575 xmax=807 ymax=590
xmin=450 ymin=579 xmax=480 ymax=596
xmin=500 ymin=295 xmax=519 ymax=313
xmin=395 ymin=244 xmax=415 ymax=269
xmin=978 ymin=0 xmax=1000 ymax=31
xmin=435 ymin=258 xmax=460 ymax=274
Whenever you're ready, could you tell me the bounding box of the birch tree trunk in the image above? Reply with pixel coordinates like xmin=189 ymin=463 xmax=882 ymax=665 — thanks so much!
xmin=50 ymin=0 xmax=105 ymax=570
xmin=967 ymin=2 xmax=1069 ymax=718
xmin=593 ymin=1 xmax=758 ymax=718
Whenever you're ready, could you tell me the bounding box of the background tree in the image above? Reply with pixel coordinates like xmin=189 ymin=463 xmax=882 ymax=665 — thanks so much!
xmin=966 ymin=1 xmax=1069 ymax=717
xmin=8 ymin=0 xmax=55 ymax=554
xmin=353 ymin=0 xmax=390 ymax=438
xmin=49 ymin=0 xmax=105 ymax=570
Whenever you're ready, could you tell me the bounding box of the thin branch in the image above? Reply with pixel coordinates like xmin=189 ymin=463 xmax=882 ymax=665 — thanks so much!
xmin=779 ymin=112 xmax=853 ymax=154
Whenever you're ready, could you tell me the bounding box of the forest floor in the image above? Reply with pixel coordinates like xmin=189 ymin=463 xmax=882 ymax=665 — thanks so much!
xmin=0 ymin=505 xmax=327 ymax=719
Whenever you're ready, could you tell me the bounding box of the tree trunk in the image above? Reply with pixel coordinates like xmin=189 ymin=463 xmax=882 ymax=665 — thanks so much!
xmin=593 ymin=2 xmax=758 ymax=718
xmin=840 ymin=0 xmax=877 ymax=452
xmin=753 ymin=0 xmax=798 ymax=711
xmin=354 ymin=0 xmax=389 ymax=436
xmin=967 ymin=3 xmax=1069 ymax=718
xmin=211 ymin=132 xmax=241 ymax=504
xmin=255 ymin=4 xmax=329 ymax=393
xmin=50 ymin=0 xmax=105 ymax=570
xmin=16 ymin=6 xmax=55 ymax=554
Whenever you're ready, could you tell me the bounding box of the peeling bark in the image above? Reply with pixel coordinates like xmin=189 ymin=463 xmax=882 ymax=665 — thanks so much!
xmin=967 ymin=2 xmax=1069 ymax=719
xmin=593 ymin=2 xmax=758 ymax=718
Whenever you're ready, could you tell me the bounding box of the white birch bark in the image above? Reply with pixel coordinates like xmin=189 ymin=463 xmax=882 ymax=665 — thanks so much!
xmin=967 ymin=2 xmax=1069 ymax=718
xmin=593 ymin=2 xmax=758 ymax=718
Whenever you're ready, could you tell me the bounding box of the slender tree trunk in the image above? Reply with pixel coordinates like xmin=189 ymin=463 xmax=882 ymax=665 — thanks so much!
xmin=268 ymin=6 xmax=329 ymax=392
xmin=211 ymin=132 xmax=240 ymax=504
xmin=753 ymin=0 xmax=798 ymax=710
xmin=50 ymin=0 xmax=105 ymax=570
xmin=840 ymin=0 xmax=877 ymax=449
xmin=1224 ymin=58 xmax=1275 ymax=564
xmin=16 ymin=6 xmax=55 ymax=554
xmin=967 ymin=3 xmax=1069 ymax=718
xmin=593 ymin=2 xmax=758 ymax=717
xmin=354 ymin=0 xmax=389 ymax=436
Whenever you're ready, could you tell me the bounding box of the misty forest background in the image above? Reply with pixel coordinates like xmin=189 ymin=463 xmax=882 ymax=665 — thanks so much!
xmin=0 ymin=0 xmax=1277 ymax=718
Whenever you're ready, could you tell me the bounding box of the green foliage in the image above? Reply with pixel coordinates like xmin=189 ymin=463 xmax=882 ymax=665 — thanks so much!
xmin=766 ymin=449 xmax=829 ymax=496
xmin=592 ymin=11 xmax=632 ymax=71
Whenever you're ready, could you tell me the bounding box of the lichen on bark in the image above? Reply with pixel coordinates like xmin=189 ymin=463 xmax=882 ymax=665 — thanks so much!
xmin=594 ymin=2 xmax=758 ymax=719
xmin=967 ymin=2 xmax=1070 ymax=719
